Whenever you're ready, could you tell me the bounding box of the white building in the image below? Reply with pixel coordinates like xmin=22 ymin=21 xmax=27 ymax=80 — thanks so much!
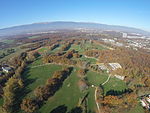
xmin=122 ymin=33 xmax=127 ymax=38
xmin=140 ymin=100 xmax=147 ymax=107
xmin=108 ymin=63 xmax=122 ymax=70
xmin=146 ymin=97 xmax=150 ymax=103
xmin=2 ymin=67 xmax=12 ymax=73
xmin=114 ymin=75 xmax=125 ymax=80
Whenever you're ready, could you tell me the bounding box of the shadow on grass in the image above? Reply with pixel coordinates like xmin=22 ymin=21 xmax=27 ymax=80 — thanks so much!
xmin=68 ymin=107 xmax=83 ymax=113
xmin=14 ymin=67 xmax=37 ymax=112
xmin=106 ymin=88 xmax=133 ymax=96
xmin=50 ymin=105 xmax=67 ymax=113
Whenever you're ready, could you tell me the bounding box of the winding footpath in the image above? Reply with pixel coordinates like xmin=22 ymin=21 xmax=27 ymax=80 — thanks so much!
xmin=95 ymin=86 xmax=101 ymax=113
xmin=102 ymin=74 xmax=111 ymax=86
xmin=95 ymin=74 xmax=111 ymax=113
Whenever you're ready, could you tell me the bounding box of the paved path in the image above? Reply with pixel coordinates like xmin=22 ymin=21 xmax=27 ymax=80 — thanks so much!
xmin=95 ymin=87 xmax=101 ymax=113
xmin=94 ymin=74 xmax=111 ymax=113
xmin=31 ymin=62 xmax=74 ymax=69
xmin=31 ymin=63 xmax=52 ymax=68
xmin=102 ymin=74 xmax=111 ymax=86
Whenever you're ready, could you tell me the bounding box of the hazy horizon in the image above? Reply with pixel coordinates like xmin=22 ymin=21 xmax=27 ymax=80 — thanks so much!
xmin=1 ymin=21 xmax=150 ymax=32
xmin=0 ymin=0 xmax=150 ymax=31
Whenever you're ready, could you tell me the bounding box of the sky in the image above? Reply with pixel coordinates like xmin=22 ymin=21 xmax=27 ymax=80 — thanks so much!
xmin=0 ymin=0 xmax=150 ymax=31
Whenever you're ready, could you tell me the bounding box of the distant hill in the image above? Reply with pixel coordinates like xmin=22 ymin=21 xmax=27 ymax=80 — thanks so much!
xmin=0 ymin=21 xmax=150 ymax=37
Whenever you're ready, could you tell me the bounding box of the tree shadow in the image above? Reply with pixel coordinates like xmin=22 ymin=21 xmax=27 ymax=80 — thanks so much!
xmin=50 ymin=105 xmax=67 ymax=113
xmin=68 ymin=107 xmax=83 ymax=113
xmin=106 ymin=88 xmax=133 ymax=96
xmin=14 ymin=67 xmax=37 ymax=112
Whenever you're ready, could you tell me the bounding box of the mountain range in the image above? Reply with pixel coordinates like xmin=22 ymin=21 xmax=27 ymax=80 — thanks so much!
xmin=0 ymin=21 xmax=150 ymax=37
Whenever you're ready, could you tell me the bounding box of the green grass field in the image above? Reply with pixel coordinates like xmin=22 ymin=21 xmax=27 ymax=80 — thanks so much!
xmin=69 ymin=41 xmax=106 ymax=53
xmin=39 ymin=67 xmax=85 ymax=113
xmin=79 ymin=56 xmax=97 ymax=63
xmin=1 ymin=39 xmax=14 ymax=44
xmin=128 ymin=104 xmax=144 ymax=113
xmin=0 ymin=46 xmax=27 ymax=62
xmin=86 ymin=71 xmax=127 ymax=95
xmin=23 ymin=63 xmax=62 ymax=98
xmin=37 ymin=47 xmax=49 ymax=53
xmin=28 ymin=36 xmax=40 ymax=39
xmin=37 ymin=44 xmax=63 ymax=54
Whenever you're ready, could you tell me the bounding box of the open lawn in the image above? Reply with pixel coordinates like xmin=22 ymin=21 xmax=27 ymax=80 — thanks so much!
xmin=128 ymin=104 xmax=144 ymax=113
xmin=28 ymin=36 xmax=40 ymax=39
xmin=37 ymin=47 xmax=49 ymax=53
xmin=69 ymin=41 xmax=106 ymax=54
xmin=23 ymin=63 xmax=62 ymax=98
xmin=37 ymin=44 xmax=63 ymax=54
xmin=86 ymin=71 xmax=127 ymax=95
xmin=0 ymin=45 xmax=27 ymax=62
xmin=79 ymin=56 xmax=97 ymax=63
xmin=1 ymin=39 xmax=14 ymax=44
xmin=39 ymin=67 xmax=97 ymax=113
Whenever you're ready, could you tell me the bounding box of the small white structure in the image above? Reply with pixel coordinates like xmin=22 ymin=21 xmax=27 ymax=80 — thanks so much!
xmin=140 ymin=99 xmax=150 ymax=109
xmin=114 ymin=75 xmax=125 ymax=80
xmin=146 ymin=97 xmax=150 ymax=103
xmin=108 ymin=63 xmax=122 ymax=70
xmin=2 ymin=67 xmax=12 ymax=73
xmin=91 ymin=85 xmax=94 ymax=87
xmin=98 ymin=63 xmax=108 ymax=70
xmin=140 ymin=100 xmax=147 ymax=107
xmin=122 ymin=33 xmax=127 ymax=38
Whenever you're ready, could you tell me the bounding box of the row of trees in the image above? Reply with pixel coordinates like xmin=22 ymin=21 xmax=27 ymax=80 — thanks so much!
xmin=84 ymin=50 xmax=101 ymax=58
xmin=1 ymin=52 xmax=28 ymax=113
xmin=49 ymin=43 xmax=59 ymax=51
xmin=21 ymin=67 xmax=73 ymax=113
xmin=99 ymin=92 xmax=138 ymax=113
xmin=43 ymin=55 xmax=77 ymax=65
xmin=61 ymin=43 xmax=72 ymax=51
xmin=0 ymin=49 xmax=15 ymax=59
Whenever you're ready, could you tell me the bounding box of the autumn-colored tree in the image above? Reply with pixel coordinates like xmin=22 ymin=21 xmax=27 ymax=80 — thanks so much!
xmin=144 ymin=77 xmax=150 ymax=87
xmin=21 ymin=98 xmax=39 ymax=113
xmin=77 ymin=69 xmax=86 ymax=78
xmin=2 ymin=77 xmax=23 ymax=113
xmin=102 ymin=95 xmax=123 ymax=106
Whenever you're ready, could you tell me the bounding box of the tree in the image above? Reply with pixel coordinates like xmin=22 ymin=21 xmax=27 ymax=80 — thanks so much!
xmin=2 ymin=77 xmax=23 ymax=113
xmin=21 ymin=98 xmax=39 ymax=113
xmin=102 ymin=95 xmax=123 ymax=106
xmin=77 ymin=69 xmax=86 ymax=78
